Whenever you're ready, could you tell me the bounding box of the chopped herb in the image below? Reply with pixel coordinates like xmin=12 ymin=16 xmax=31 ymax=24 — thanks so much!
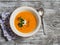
xmin=19 ymin=17 xmax=24 ymax=22
xmin=21 ymin=21 xmax=24 ymax=24
xmin=18 ymin=17 xmax=24 ymax=27
xmin=18 ymin=23 xmax=23 ymax=27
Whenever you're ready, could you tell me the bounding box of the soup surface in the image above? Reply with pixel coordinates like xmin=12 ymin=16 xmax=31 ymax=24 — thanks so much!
xmin=14 ymin=11 xmax=37 ymax=33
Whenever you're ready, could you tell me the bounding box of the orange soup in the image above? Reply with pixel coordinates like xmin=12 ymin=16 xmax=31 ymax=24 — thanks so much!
xmin=14 ymin=11 xmax=37 ymax=33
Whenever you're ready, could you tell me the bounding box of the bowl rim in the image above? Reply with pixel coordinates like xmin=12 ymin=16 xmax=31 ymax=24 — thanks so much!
xmin=10 ymin=6 xmax=41 ymax=37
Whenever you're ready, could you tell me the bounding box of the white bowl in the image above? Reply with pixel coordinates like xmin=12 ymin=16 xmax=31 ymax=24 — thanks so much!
xmin=10 ymin=6 xmax=41 ymax=37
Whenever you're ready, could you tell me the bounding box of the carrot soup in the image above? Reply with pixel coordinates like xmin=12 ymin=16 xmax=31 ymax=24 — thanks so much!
xmin=14 ymin=11 xmax=37 ymax=33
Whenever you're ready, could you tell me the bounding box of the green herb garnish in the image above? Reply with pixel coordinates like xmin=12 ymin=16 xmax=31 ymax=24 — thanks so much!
xmin=19 ymin=17 xmax=24 ymax=22
xmin=18 ymin=17 xmax=24 ymax=27
xmin=18 ymin=23 xmax=23 ymax=27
